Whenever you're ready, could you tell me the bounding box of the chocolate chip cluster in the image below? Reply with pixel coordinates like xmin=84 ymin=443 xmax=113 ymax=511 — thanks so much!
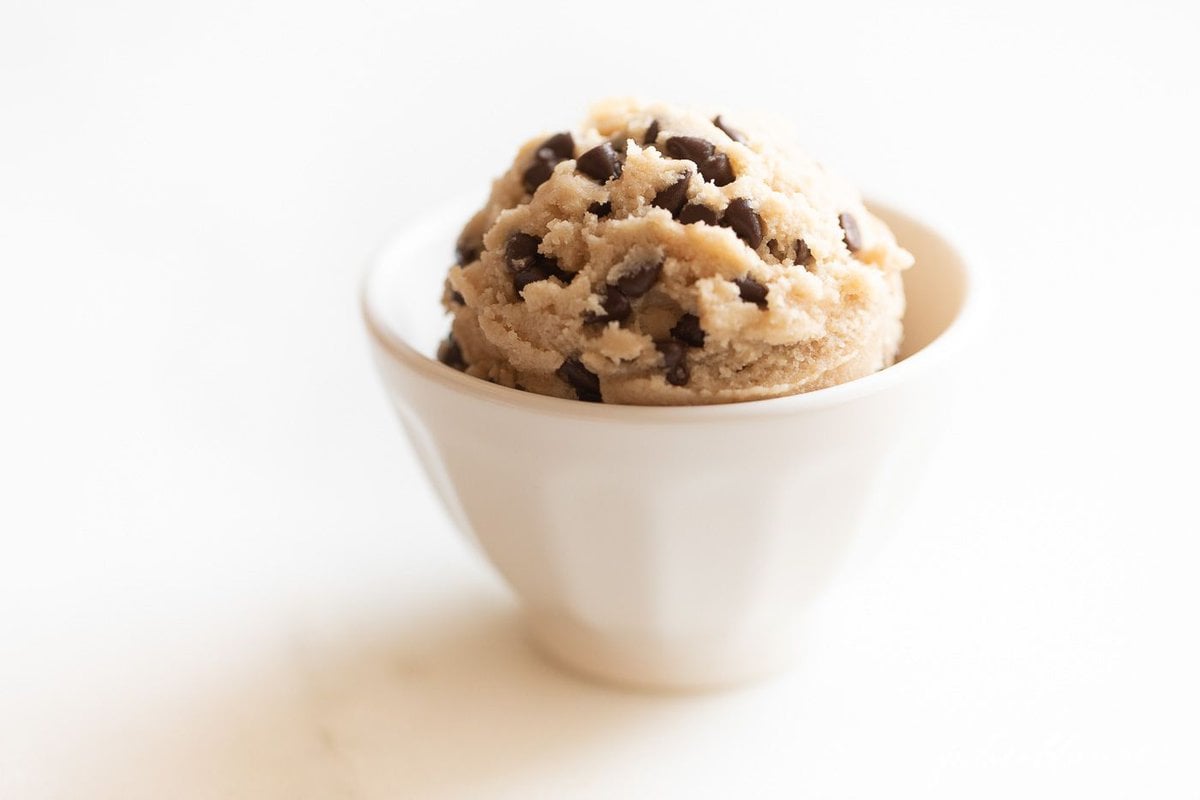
xmin=439 ymin=110 xmax=871 ymax=404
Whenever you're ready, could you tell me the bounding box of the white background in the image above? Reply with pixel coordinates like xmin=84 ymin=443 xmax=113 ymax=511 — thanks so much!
xmin=2 ymin=1 xmax=1199 ymax=797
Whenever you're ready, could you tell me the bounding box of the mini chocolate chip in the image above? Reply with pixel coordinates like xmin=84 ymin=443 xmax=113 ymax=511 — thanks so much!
xmin=665 ymin=136 xmax=715 ymax=164
xmin=437 ymin=335 xmax=467 ymax=370
xmin=588 ymin=200 xmax=612 ymax=217
xmin=609 ymin=137 xmax=628 ymax=154
xmin=670 ymin=313 xmax=705 ymax=348
xmin=505 ymin=232 xmax=541 ymax=272
xmin=712 ymin=115 xmax=746 ymax=144
xmin=449 ymin=289 xmax=465 ymax=305
xmin=657 ymin=340 xmax=689 ymax=386
xmin=839 ymin=212 xmax=862 ymax=253
xmin=679 ymin=203 xmax=718 ymax=226
xmin=651 ymin=171 xmax=691 ymax=216
xmin=721 ymin=198 xmax=763 ymax=249
xmin=615 ymin=259 xmax=663 ymax=298
xmin=795 ymin=238 xmax=813 ymax=267
xmin=513 ymin=264 xmax=551 ymax=297
xmin=586 ymin=290 xmax=631 ymax=324
xmin=734 ymin=276 xmax=769 ymax=308
xmin=556 ymin=357 xmax=602 ymax=402
xmin=540 ymin=132 xmax=575 ymax=160
xmin=699 ymin=152 xmax=735 ymax=186
xmin=766 ymin=238 xmax=786 ymax=261
xmin=522 ymin=159 xmax=555 ymax=193
xmin=577 ymin=142 xmax=623 ymax=183
xmin=643 ymin=119 xmax=660 ymax=145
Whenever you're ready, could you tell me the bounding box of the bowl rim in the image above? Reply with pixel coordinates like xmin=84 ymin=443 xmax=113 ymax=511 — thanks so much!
xmin=362 ymin=196 xmax=982 ymax=423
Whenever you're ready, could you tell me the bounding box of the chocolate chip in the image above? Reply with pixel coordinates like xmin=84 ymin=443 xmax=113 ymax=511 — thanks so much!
xmin=505 ymin=232 xmax=541 ymax=272
xmin=643 ymin=119 xmax=660 ymax=146
xmin=577 ymin=142 xmax=623 ymax=183
xmin=510 ymin=249 xmax=570 ymax=295
xmin=665 ymin=136 xmax=715 ymax=164
xmin=699 ymin=152 xmax=735 ymax=186
xmin=609 ymin=137 xmax=628 ymax=154
xmin=542 ymin=255 xmax=575 ymax=285
xmin=657 ymin=340 xmax=689 ymax=386
xmin=795 ymin=238 xmax=813 ymax=267
xmin=437 ymin=335 xmax=467 ymax=370
xmin=678 ymin=203 xmax=718 ymax=226
xmin=585 ymin=290 xmax=631 ymax=325
xmin=651 ymin=171 xmax=691 ymax=215
xmin=666 ymin=136 xmax=734 ymax=185
xmin=766 ymin=238 xmax=786 ymax=261
xmin=522 ymin=159 xmax=555 ymax=193
xmin=449 ymin=289 xmax=465 ymax=305
xmin=839 ymin=212 xmax=862 ymax=253
xmin=713 ymin=115 xmax=746 ymax=144
xmin=540 ymin=132 xmax=575 ymax=161
xmin=615 ymin=259 xmax=663 ymax=298
xmin=523 ymin=132 xmax=575 ymax=193
xmin=556 ymin=357 xmax=602 ymax=402
xmin=670 ymin=313 xmax=705 ymax=348
xmin=734 ymin=276 xmax=769 ymax=308
xmin=588 ymin=200 xmax=612 ymax=217
xmin=721 ymin=198 xmax=763 ymax=249
xmin=513 ymin=264 xmax=551 ymax=296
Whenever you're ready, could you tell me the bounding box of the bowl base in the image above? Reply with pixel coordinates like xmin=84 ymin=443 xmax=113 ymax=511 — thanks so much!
xmin=525 ymin=612 xmax=797 ymax=693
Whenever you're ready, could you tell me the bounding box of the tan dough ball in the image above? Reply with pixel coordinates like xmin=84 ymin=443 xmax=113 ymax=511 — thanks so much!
xmin=439 ymin=99 xmax=913 ymax=405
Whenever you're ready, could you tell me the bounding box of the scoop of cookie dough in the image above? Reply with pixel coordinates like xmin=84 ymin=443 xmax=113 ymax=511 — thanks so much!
xmin=438 ymin=99 xmax=913 ymax=405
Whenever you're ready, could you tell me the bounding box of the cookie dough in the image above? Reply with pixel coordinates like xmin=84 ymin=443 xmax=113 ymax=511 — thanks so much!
xmin=438 ymin=99 xmax=913 ymax=405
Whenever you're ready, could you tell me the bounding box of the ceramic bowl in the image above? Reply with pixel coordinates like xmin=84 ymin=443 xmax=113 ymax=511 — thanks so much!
xmin=362 ymin=198 xmax=978 ymax=690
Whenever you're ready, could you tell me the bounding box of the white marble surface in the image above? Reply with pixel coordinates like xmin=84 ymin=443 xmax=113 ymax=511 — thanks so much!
xmin=2 ymin=1 xmax=1198 ymax=797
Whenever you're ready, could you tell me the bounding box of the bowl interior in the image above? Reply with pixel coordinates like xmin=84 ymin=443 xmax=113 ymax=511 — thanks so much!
xmin=884 ymin=206 xmax=969 ymax=360
xmin=365 ymin=197 xmax=969 ymax=372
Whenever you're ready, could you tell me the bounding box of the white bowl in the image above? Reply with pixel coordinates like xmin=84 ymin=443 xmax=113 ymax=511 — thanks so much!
xmin=362 ymin=198 xmax=978 ymax=690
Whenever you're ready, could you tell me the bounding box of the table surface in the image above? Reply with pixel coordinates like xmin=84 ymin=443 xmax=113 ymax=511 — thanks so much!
xmin=2 ymin=1 xmax=1198 ymax=797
